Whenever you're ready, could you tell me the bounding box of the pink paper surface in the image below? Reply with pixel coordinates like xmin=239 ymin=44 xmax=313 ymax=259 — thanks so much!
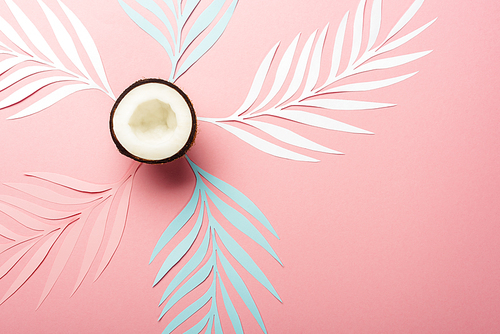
xmin=1 ymin=0 xmax=500 ymax=333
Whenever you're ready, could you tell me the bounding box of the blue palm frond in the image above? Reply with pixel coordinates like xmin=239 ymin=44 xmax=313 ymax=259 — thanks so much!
xmin=118 ymin=0 xmax=239 ymax=81
xmin=151 ymin=156 xmax=281 ymax=333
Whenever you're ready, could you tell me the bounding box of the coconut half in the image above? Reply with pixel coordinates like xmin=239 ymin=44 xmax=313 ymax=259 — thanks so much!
xmin=110 ymin=79 xmax=196 ymax=164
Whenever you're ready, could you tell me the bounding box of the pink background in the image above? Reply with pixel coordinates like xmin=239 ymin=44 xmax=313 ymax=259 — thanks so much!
xmin=1 ymin=0 xmax=500 ymax=333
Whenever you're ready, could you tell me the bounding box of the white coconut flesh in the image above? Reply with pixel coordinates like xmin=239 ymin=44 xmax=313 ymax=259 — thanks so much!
xmin=111 ymin=81 xmax=195 ymax=162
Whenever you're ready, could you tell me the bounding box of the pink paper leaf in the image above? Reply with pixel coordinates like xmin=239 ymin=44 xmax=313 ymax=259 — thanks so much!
xmin=0 ymin=202 xmax=56 ymax=231
xmin=0 ymin=229 xmax=61 ymax=305
xmin=37 ymin=216 xmax=86 ymax=308
xmin=0 ymin=195 xmax=80 ymax=220
xmin=72 ymin=197 xmax=112 ymax=294
xmin=0 ymin=240 xmax=37 ymax=279
xmin=5 ymin=183 xmax=102 ymax=205
xmin=94 ymin=178 xmax=134 ymax=281
xmin=25 ymin=172 xmax=112 ymax=193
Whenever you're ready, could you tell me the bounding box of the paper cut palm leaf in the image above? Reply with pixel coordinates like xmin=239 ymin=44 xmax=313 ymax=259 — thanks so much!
xmin=199 ymin=0 xmax=436 ymax=162
xmin=118 ymin=0 xmax=238 ymax=81
xmin=0 ymin=163 xmax=140 ymax=307
xmin=151 ymin=157 xmax=280 ymax=333
xmin=0 ymin=0 xmax=115 ymax=120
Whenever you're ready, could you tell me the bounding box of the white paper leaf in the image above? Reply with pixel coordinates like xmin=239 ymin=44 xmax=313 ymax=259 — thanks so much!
xmin=0 ymin=57 xmax=24 ymax=75
xmin=386 ymin=0 xmax=425 ymax=42
xmin=7 ymin=83 xmax=90 ymax=119
xmin=246 ymin=120 xmax=342 ymax=154
xmin=274 ymin=110 xmax=373 ymax=134
xmin=297 ymin=98 xmax=395 ymax=110
xmin=37 ymin=0 xmax=89 ymax=78
xmin=355 ymin=50 xmax=431 ymax=72
xmin=0 ymin=76 xmax=75 ymax=109
xmin=303 ymin=24 xmax=328 ymax=94
xmin=277 ymin=30 xmax=316 ymax=106
xmin=327 ymin=12 xmax=349 ymax=84
xmin=252 ymin=34 xmax=300 ymax=112
xmin=349 ymin=0 xmax=366 ymax=66
xmin=0 ymin=66 xmax=52 ymax=92
xmin=234 ymin=42 xmax=279 ymax=116
xmin=58 ymin=0 xmax=114 ymax=97
xmin=0 ymin=15 xmax=33 ymax=55
xmin=366 ymin=0 xmax=382 ymax=51
xmin=216 ymin=122 xmax=318 ymax=162
xmin=5 ymin=0 xmax=61 ymax=66
xmin=324 ymin=72 xmax=417 ymax=93
xmin=378 ymin=18 xmax=436 ymax=55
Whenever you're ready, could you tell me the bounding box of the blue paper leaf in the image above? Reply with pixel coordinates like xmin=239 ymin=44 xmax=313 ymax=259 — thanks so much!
xmin=181 ymin=0 xmax=226 ymax=53
xmin=162 ymin=279 xmax=215 ymax=334
xmin=204 ymin=315 xmax=214 ymax=334
xmin=213 ymin=221 xmax=281 ymax=302
xmin=185 ymin=313 xmax=211 ymax=334
xmin=154 ymin=201 xmax=204 ymax=285
xmin=205 ymin=187 xmax=282 ymax=265
xmin=175 ymin=0 xmax=238 ymax=79
xmin=217 ymin=272 xmax=244 ymax=334
xmin=217 ymin=248 xmax=267 ymax=334
xmin=118 ymin=0 xmax=174 ymax=60
xmin=136 ymin=0 xmax=176 ymax=43
xmin=150 ymin=189 xmax=200 ymax=264
xmin=159 ymin=252 xmax=214 ymax=319
xmin=159 ymin=225 xmax=211 ymax=304
xmin=187 ymin=156 xmax=279 ymax=238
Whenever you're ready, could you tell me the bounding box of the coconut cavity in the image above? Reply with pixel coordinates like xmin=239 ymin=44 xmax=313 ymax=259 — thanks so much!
xmin=110 ymin=79 xmax=196 ymax=164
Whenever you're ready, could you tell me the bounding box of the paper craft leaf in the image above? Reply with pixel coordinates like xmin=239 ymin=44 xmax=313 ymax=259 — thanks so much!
xmin=151 ymin=188 xmax=200 ymax=264
xmin=246 ymin=120 xmax=342 ymax=154
xmin=154 ymin=202 xmax=204 ymax=285
xmin=175 ymin=0 xmax=238 ymax=79
xmin=72 ymin=199 xmax=111 ymax=294
xmin=0 ymin=241 xmax=36 ymax=279
xmin=0 ymin=194 xmax=79 ymax=220
xmin=38 ymin=215 xmax=87 ymax=308
xmin=214 ymin=223 xmax=281 ymax=301
xmin=205 ymin=187 xmax=281 ymax=265
xmin=218 ymin=273 xmax=244 ymax=334
xmin=162 ymin=280 xmax=215 ymax=333
xmin=5 ymin=183 xmax=101 ymax=205
xmin=215 ymin=122 xmax=319 ymax=162
xmin=349 ymin=0 xmax=366 ymax=66
xmin=159 ymin=225 xmax=211 ymax=304
xmin=217 ymin=249 xmax=267 ymax=334
xmin=160 ymin=253 xmax=214 ymax=318
xmin=0 ymin=0 xmax=115 ymax=120
xmin=153 ymin=159 xmax=280 ymax=333
xmin=57 ymin=0 xmax=115 ymax=97
xmin=0 ymin=165 xmax=139 ymax=306
xmin=119 ymin=0 xmax=239 ymax=81
xmin=25 ymin=172 xmax=112 ymax=193
xmin=0 ymin=229 xmax=62 ymax=305
xmin=94 ymin=177 xmax=135 ymax=280
xmin=200 ymin=0 xmax=435 ymax=162
xmin=5 ymin=0 xmax=62 ymax=66
xmin=189 ymin=157 xmax=279 ymax=238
